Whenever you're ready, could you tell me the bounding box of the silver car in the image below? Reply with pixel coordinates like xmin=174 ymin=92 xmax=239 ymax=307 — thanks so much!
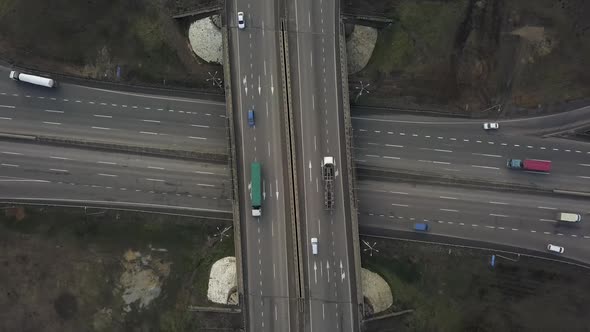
xmin=483 ymin=122 xmax=499 ymax=130
xmin=237 ymin=12 xmax=245 ymax=29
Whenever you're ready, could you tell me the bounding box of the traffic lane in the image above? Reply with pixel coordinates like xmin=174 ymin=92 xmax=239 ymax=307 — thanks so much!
xmin=359 ymin=213 xmax=590 ymax=264
xmin=353 ymin=135 xmax=590 ymax=180
xmin=0 ymin=179 xmax=230 ymax=212
xmin=0 ymin=140 xmax=228 ymax=177
xmin=0 ymin=98 xmax=226 ymax=133
xmin=230 ymin=4 xmax=294 ymax=330
xmin=353 ymin=146 xmax=590 ymax=192
xmin=0 ymin=117 xmax=227 ymax=152
xmin=0 ymin=103 xmax=226 ymax=142
xmin=356 ymin=183 xmax=589 ymax=235
xmin=352 ymin=125 xmax=590 ymax=164
xmin=0 ymin=75 xmax=227 ymax=118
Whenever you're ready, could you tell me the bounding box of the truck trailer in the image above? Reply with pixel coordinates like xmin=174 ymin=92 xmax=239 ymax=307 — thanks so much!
xmin=9 ymin=71 xmax=56 ymax=88
xmin=322 ymin=156 xmax=335 ymax=210
xmin=506 ymin=159 xmax=551 ymax=172
xmin=250 ymin=162 xmax=262 ymax=217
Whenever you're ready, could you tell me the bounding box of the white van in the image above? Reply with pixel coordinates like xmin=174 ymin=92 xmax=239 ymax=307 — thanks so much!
xmin=9 ymin=71 xmax=56 ymax=88
xmin=311 ymin=237 xmax=318 ymax=255
xmin=557 ymin=212 xmax=582 ymax=223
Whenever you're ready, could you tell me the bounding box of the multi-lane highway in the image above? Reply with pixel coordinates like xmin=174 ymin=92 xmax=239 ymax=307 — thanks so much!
xmin=227 ymin=0 xmax=299 ymax=330
xmin=352 ymin=113 xmax=590 ymax=191
xmin=0 ymin=68 xmax=227 ymax=154
xmin=288 ymin=0 xmax=360 ymax=330
xmin=0 ymin=140 xmax=231 ymax=211
xmin=357 ymin=180 xmax=590 ymax=262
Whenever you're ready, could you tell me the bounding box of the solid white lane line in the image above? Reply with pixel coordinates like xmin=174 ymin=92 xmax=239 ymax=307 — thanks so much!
xmin=93 ymin=114 xmax=112 ymax=118
xmin=44 ymin=109 xmax=63 ymax=113
xmin=98 ymin=173 xmax=118 ymax=177
xmin=1 ymin=151 xmax=23 ymax=155
xmin=43 ymin=121 xmax=61 ymax=125
xmin=439 ymin=196 xmax=457 ymax=200
xmin=1 ymin=163 xmax=19 ymax=167
xmin=472 ymin=153 xmax=502 ymax=158
xmin=489 ymin=201 xmax=508 ymax=205
xmin=191 ymin=124 xmax=210 ymax=128
xmin=490 ymin=213 xmax=508 ymax=217
xmin=50 ymin=156 xmax=71 ymax=160
xmin=140 ymin=131 xmax=158 ymax=135
xmin=391 ymin=203 xmax=409 ymax=207
xmin=383 ymin=156 xmax=400 ymax=160
xmin=97 ymin=161 xmax=117 ymax=165
xmin=189 ymin=136 xmax=207 ymax=140
xmin=433 ymin=161 xmax=450 ymax=165
xmin=472 ymin=165 xmax=499 ymax=170
xmin=389 ymin=191 xmax=408 ymax=195
xmin=538 ymin=206 xmax=556 ymax=210
xmin=91 ymin=126 xmax=111 ymax=130
xmin=148 ymin=166 xmax=165 ymax=170
xmin=142 ymin=119 xmax=161 ymax=123
xmin=385 ymin=144 xmax=403 ymax=148
xmin=193 ymin=171 xmax=214 ymax=175
xmin=0 ymin=117 xmax=12 ymax=120
xmin=50 ymin=168 xmax=69 ymax=172
xmin=0 ymin=105 xmax=15 ymax=109
xmin=434 ymin=149 xmax=453 ymax=153
xmin=146 ymin=178 xmax=165 ymax=182
xmin=197 ymin=183 xmax=215 ymax=187
xmin=440 ymin=208 xmax=459 ymax=212
xmin=580 ymin=164 xmax=590 ymax=167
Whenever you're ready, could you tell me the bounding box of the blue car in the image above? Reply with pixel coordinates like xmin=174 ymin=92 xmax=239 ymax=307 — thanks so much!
xmin=414 ymin=223 xmax=429 ymax=231
xmin=248 ymin=109 xmax=255 ymax=127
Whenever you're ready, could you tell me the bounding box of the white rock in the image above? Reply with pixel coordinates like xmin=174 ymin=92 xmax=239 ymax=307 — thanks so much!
xmin=362 ymin=268 xmax=393 ymax=313
xmin=347 ymin=25 xmax=378 ymax=74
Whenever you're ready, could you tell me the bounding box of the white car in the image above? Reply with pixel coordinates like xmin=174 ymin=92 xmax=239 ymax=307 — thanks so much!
xmin=547 ymin=244 xmax=564 ymax=254
xmin=237 ymin=12 xmax=245 ymax=29
xmin=311 ymin=237 xmax=318 ymax=255
xmin=483 ymin=122 xmax=499 ymax=130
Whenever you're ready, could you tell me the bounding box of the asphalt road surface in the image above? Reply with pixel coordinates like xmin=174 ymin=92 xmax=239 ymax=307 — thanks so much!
xmin=0 ymin=140 xmax=230 ymax=212
xmin=352 ymin=113 xmax=590 ymax=192
xmin=287 ymin=0 xmax=359 ymax=330
xmin=227 ymin=0 xmax=298 ymax=330
xmin=0 ymin=67 xmax=227 ymax=153
xmin=357 ymin=180 xmax=590 ymax=263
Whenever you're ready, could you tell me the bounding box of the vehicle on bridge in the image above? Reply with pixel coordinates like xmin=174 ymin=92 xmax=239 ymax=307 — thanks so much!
xmin=237 ymin=11 xmax=245 ymax=29
xmin=322 ymin=156 xmax=335 ymax=210
xmin=251 ymin=162 xmax=262 ymax=217
xmin=311 ymin=237 xmax=318 ymax=255
xmin=9 ymin=70 xmax=56 ymax=88
xmin=506 ymin=158 xmax=552 ymax=172
xmin=557 ymin=212 xmax=582 ymax=223
xmin=248 ymin=108 xmax=255 ymax=127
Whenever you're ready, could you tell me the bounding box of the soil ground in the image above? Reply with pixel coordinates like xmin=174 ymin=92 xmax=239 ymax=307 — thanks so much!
xmin=345 ymin=0 xmax=590 ymax=117
xmin=0 ymin=0 xmax=223 ymax=90
xmin=361 ymin=238 xmax=590 ymax=332
xmin=0 ymin=205 xmax=240 ymax=332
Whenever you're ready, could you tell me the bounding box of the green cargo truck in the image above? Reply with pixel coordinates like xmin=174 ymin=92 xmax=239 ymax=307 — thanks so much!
xmin=251 ymin=162 xmax=262 ymax=217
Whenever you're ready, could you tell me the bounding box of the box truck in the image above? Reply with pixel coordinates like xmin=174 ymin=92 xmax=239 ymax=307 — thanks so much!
xmin=9 ymin=71 xmax=56 ymax=88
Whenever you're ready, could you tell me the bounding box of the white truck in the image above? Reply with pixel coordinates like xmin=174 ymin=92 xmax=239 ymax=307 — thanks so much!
xmin=322 ymin=156 xmax=335 ymax=210
xmin=9 ymin=71 xmax=56 ymax=88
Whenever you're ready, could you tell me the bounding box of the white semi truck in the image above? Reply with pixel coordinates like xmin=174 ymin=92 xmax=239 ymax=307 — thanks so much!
xmin=9 ymin=71 xmax=56 ymax=88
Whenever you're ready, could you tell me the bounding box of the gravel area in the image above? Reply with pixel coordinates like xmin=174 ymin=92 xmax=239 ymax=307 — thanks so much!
xmin=362 ymin=267 xmax=393 ymax=314
xmin=347 ymin=25 xmax=378 ymax=74
xmin=189 ymin=15 xmax=223 ymax=64
xmin=207 ymin=256 xmax=237 ymax=304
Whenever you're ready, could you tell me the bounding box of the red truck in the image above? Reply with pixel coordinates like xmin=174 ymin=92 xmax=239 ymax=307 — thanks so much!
xmin=506 ymin=159 xmax=552 ymax=172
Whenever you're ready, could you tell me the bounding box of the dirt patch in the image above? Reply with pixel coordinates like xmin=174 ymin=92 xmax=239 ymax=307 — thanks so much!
xmin=362 ymin=237 xmax=590 ymax=331
xmin=0 ymin=0 xmax=222 ymax=90
xmin=0 ymin=205 xmax=240 ymax=332
xmin=346 ymin=0 xmax=590 ymax=116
